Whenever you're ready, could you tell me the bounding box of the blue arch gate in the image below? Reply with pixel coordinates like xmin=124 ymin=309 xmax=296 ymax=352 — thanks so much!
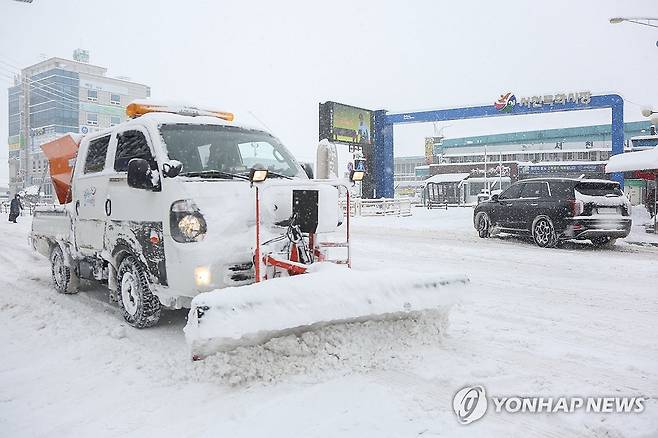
xmin=371 ymin=93 xmax=625 ymax=198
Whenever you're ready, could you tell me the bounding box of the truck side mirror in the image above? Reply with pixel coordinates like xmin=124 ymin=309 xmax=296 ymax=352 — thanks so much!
xmin=162 ymin=160 xmax=183 ymax=178
xmin=490 ymin=194 xmax=499 ymax=202
xmin=127 ymin=158 xmax=157 ymax=190
xmin=300 ymin=162 xmax=314 ymax=179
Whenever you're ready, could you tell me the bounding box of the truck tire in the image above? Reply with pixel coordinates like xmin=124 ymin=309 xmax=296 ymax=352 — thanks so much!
xmin=117 ymin=255 xmax=161 ymax=328
xmin=51 ymin=245 xmax=79 ymax=294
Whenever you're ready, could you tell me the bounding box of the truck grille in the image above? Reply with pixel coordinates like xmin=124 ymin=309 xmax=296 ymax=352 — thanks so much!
xmin=228 ymin=262 xmax=254 ymax=283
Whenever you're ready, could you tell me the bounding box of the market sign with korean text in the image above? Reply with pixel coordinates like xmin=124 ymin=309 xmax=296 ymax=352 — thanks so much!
xmin=495 ymin=91 xmax=592 ymax=113
xmin=470 ymin=164 xmax=512 ymax=178
xmin=519 ymin=163 xmax=605 ymax=175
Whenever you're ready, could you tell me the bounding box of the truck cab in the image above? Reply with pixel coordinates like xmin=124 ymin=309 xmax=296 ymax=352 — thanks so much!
xmin=32 ymin=102 xmax=339 ymax=328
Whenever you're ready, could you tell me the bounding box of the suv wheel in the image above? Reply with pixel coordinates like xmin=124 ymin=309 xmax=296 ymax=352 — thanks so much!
xmin=591 ymin=237 xmax=617 ymax=248
xmin=532 ymin=216 xmax=557 ymax=248
xmin=476 ymin=212 xmax=491 ymax=238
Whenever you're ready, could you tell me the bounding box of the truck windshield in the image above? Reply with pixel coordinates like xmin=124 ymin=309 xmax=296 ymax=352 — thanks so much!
xmin=159 ymin=124 xmax=304 ymax=178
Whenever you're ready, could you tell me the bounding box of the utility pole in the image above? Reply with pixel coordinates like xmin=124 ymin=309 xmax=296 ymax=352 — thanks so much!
xmin=499 ymin=152 xmax=503 ymax=190
xmin=484 ymin=145 xmax=488 ymax=193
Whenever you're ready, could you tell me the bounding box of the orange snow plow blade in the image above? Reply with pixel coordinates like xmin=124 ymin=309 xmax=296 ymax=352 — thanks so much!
xmin=40 ymin=134 xmax=81 ymax=204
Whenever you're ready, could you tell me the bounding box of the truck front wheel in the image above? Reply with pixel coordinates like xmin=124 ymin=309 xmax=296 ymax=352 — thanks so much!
xmin=117 ymin=255 xmax=161 ymax=328
xmin=51 ymin=245 xmax=79 ymax=294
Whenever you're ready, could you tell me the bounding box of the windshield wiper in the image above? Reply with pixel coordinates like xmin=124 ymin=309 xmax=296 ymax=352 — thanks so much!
xmin=180 ymin=170 xmax=250 ymax=181
xmin=267 ymin=170 xmax=293 ymax=180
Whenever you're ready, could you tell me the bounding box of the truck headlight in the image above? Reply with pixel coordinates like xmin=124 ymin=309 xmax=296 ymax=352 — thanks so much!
xmin=194 ymin=266 xmax=212 ymax=287
xmin=170 ymin=200 xmax=207 ymax=242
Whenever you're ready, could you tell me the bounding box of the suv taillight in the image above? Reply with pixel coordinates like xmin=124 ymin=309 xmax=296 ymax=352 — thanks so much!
xmin=568 ymin=199 xmax=584 ymax=216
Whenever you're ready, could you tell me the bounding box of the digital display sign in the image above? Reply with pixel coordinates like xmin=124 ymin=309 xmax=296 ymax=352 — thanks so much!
xmin=319 ymin=101 xmax=373 ymax=146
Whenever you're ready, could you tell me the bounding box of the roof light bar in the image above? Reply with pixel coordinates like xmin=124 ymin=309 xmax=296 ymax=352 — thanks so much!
xmin=126 ymin=102 xmax=234 ymax=121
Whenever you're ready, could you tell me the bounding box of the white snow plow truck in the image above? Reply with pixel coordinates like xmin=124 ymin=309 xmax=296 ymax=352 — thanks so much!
xmin=30 ymin=101 xmax=468 ymax=359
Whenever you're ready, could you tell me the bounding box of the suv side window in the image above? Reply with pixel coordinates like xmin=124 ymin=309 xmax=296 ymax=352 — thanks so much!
xmin=549 ymin=182 xmax=575 ymax=199
xmin=84 ymin=135 xmax=110 ymax=174
xmin=114 ymin=130 xmax=154 ymax=172
xmin=500 ymin=183 xmax=522 ymax=199
xmin=521 ymin=181 xmax=549 ymax=198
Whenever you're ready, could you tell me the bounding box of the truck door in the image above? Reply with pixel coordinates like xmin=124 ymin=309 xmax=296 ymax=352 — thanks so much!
xmin=72 ymin=134 xmax=112 ymax=253
xmin=105 ymin=128 xmax=167 ymax=284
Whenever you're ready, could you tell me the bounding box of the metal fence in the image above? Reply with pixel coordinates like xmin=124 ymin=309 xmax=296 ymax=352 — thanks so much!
xmin=340 ymin=197 xmax=413 ymax=217
xmin=0 ymin=201 xmax=51 ymax=216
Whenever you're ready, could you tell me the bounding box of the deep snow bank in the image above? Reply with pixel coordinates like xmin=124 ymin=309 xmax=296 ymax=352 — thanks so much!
xmin=190 ymin=312 xmax=450 ymax=385
xmin=185 ymin=264 xmax=469 ymax=361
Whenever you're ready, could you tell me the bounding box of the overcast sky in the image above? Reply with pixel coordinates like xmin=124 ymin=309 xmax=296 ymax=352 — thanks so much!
xmin=1 ymin=0 xmax=657 ymax=186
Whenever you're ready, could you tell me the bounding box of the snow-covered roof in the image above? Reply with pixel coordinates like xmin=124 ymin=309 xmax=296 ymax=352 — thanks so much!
xmin=519 ymin=161 xmax=607 ymax=167
xmin=135 ymin=112 xmax=237 ymax=128
xmin=442 ymin=147 xmax=610 ymax=157
xmin=396 ymin=180 xmax=426 ymax=188
xmin=425 ymin=173 xmax=470 ymax=184
xmin=629 ymin=134 xmax=658 ymax=141
xmin=606 ymin=147 xmax=658 ymax=173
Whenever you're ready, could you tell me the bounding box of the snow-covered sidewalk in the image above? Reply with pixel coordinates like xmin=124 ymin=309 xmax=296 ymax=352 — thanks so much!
xmin=1 ymin=208 xmax=657 ymax=437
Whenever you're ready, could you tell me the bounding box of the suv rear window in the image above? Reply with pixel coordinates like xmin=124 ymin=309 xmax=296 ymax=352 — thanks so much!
xmin=575 ymin=182 xmax=622 ymax=197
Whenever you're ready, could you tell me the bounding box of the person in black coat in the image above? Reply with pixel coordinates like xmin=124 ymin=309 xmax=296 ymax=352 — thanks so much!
xmin=8 ymin=194 xmax=23 ymax=223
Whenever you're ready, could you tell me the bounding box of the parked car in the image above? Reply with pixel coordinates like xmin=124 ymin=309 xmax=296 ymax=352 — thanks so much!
xmin=476 ymin=188 xmax=503 ymax=204
xmin=473 ymin=178 xmax=632 ymax=248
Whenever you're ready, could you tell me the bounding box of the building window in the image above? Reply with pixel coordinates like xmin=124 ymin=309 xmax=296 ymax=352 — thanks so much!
xmin=87 ymin=89 xmax=98 ymax=102
xmin=110 ymin=94 xmax=121 ymax=105
xmin=87 ymin=113 xmax=98 ymax=126
xmin=111 ymin=116 xmax=121 ymax=126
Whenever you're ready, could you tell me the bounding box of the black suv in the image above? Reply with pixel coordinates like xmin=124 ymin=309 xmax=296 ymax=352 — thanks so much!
xmin=473 ymin=178 xmax=632 ymax=248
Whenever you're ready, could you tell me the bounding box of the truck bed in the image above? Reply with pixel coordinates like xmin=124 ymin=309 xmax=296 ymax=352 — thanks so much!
xmin=31 ymin=205 xmax=73 ymax=258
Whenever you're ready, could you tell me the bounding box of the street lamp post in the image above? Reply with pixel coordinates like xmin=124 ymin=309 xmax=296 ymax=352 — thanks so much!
xmin=640 ymin=108 xmax=658 ymax=233
xmin=609 ymin=17 xmax=658 ymax=29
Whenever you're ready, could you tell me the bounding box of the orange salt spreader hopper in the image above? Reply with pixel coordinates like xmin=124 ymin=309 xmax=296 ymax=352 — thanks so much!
xmin=40 ymin=134 xmax=82 ymax=204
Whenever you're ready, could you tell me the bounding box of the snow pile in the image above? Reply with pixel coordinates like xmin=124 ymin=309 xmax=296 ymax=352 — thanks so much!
xmin=185 ymin=263 xmax=469 ymax=359
xmin=189 ymin=311 xmax=449 ymax=385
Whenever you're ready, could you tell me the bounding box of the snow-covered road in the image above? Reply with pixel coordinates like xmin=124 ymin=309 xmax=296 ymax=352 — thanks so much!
xmin=1 ymin=207 xmax=657 ymax=437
